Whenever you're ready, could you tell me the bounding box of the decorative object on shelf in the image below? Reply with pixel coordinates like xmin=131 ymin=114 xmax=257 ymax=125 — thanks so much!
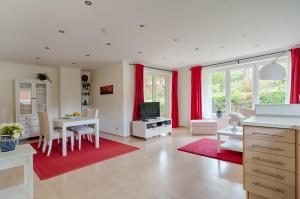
xmin=228 ymin=112 xmax=245 ymax=131
xmin=259 ymin=51 xmax=287 ymax=80
xmin=100 ymin=85 xmax=113 ymax=95
xmin=37 ymin=73 xmax=52 ymax=83
xmin=81 ymin=75 xmax=89 ymax=82
xmin=0 ymin=123 xmax=24 ymax=152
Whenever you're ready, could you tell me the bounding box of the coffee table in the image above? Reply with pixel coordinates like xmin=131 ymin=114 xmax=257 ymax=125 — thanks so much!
xmin=217 ymin=126 xmax=243 ymax=153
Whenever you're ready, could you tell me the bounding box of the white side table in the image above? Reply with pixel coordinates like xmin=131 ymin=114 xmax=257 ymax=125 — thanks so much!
xmin=217 ymin=126 xmax=243 ymax=153
xmin=0 ymin=144 xmax=36 ymax=199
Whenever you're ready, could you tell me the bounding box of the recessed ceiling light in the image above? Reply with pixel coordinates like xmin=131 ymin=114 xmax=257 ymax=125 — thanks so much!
xmin=84 ymin=1 xmax=92 ymax=5
xmin=139 ymin=24 xmax=145 ymax=28
xmin=72 ymin=63 xmax=76 ymax=65
xmin=242 ymin=34 xmax=248 ymax=37
xmin=138 ymin=51 xmax=142 ymax=54
xmin=254 ymin=44 xmax=259 ymax=47
xmin=162 ymin=57 xmax=166 ymax=60
xmin=106 ymin=42 xmax=112 ymax=46
xmin=35 ymin=57 xmax=40 ymax=60
xmin=100 ymin=28 xmax=108 ymax=34
xmin=173 ymin=38 xmax=178 ymax=42
xmin=59 ymin=30 xmax=65 ymax=34
xmin=85 ymin=54 xmax=90 ymax=57
xmin=220 ymin=46 xmax=224 ymax=49
xmin=44 ymin=46 xmax=50 ymax=50
xmin=194 ymin=48 xmax=199 ymax=51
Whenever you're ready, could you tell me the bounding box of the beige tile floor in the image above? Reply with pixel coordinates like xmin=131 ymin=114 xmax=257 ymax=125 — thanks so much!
xmin=0 ymin=127 xmax=246 ymax=199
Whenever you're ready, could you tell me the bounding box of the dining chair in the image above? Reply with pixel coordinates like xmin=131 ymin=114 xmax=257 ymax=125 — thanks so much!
xmin=70 ymin=108 xmax=98 ymax=150
xmin=37 ymin=112 xmax=74 ymax=156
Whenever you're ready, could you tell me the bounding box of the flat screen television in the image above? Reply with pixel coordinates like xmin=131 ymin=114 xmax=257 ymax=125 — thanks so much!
xmin=140 ymin=102 xmax=160 ymax=120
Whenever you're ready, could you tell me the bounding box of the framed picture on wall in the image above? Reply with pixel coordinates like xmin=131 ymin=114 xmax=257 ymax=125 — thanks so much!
xmin=100 ymin=85 xmax=113 ymax=95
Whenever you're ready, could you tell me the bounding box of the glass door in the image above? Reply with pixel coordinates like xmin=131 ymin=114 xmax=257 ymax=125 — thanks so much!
xmin=19 ymin=82 xmax=33 ymax=115
xmin=35 ymin=83 xmax=48 ymax=112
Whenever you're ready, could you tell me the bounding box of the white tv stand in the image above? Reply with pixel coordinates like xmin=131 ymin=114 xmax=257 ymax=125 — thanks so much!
xmin=132 ymin=118 xmax=172 ymax=140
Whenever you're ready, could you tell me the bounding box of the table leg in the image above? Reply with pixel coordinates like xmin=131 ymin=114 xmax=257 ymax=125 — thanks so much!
xmin=217 ymin=133 xmax=221 ymax=153
xmin=62 ymin=126 xmax=67 ymax=156
xmin=27 ymin=156 xmax=33 ymax=199
xmin=95 ymin=121 xmax=99 ymax=148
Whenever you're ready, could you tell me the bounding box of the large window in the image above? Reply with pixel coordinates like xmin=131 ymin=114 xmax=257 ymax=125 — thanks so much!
xmin=211 ymin=56 xmax=290 ymax=114
xmin=212 ymin=71 xmax=226 ymax=113
xmin=145 ymin=73 xmax=169 ymax=116
xmin=230 ymin=68 xmax=253 ymax=112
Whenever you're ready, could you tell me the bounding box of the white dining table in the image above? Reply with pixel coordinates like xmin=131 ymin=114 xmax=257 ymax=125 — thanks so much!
xmin=53 ymin=117 xmax=100 ymax=156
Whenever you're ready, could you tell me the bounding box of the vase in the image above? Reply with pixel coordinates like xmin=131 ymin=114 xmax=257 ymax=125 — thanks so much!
xmin=216 ymin=110 xmax=223 ymax=118
xmin=0 ymin=136 xmax=17 ymax=152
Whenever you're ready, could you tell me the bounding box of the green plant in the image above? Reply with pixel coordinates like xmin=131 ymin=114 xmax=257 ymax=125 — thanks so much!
xmin=0 ymin=123 xmax=24 ymax=139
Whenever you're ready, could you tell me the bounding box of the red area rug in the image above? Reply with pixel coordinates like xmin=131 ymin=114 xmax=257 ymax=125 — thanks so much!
xmin=31 ymin=138 xmax=139 ymax=180
xmin=178 ymin=138 xmax=243 ymax=165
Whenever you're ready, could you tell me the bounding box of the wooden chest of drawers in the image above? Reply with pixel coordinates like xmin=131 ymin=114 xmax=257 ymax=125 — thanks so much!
xmin=244 ymin=126 xmax=296 ymax=199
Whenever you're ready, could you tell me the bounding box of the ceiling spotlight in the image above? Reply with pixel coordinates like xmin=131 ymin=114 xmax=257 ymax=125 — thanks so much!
xmin=220 ymin=46 xmax=224 ymax=49
xmin=59 ymin=30 xmax=65 ymax=34
xmin=84 ymin=1 xmax=92 ymax=5
xmin=173 ymin=38 xmax=178 ymax=42
xmin=85 ymin=54 xmax=90 ymax=57
xmin=44 ymin=46 xmax=50 ymax=50
xmin=72 ymin=63 xmax=76 ymax=65
xmin=138 ymin=51 xmax=142 ymax=54
xmin=242 ymin=34 xmax=248 ymax=37
xmin=100 ymin=28 xmax=108 ymax=34
xmin=35 ymin=57 xmax=40 ymax=60
xmin=139 ymin=24 xmax=145 ymax=28
xmin=106 ymin=42 xmax=112 ymax=46
xmin=194 ymin=48 xmax=199 ymax=51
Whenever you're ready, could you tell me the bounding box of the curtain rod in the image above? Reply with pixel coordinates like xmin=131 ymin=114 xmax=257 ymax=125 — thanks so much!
xmin=130 ymin=64 xmax=172 ymax=72
xmin=203 ymin=50 xmax=289 ymax=68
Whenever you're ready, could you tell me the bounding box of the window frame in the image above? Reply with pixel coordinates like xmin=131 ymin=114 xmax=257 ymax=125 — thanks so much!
xmin=210 ymin=55 xmax=290 ymax=114
xmin=144 ymin=69 xmax=171 ymax=117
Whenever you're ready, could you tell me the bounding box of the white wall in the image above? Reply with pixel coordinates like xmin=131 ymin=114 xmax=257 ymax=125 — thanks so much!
xmin=123 ymin=61 xmax=134 ymax=136
xmin=59 ymin=66 xmax=81 ymax=117
xmin=0 ymin=62 xmax=59 ymax=122
xmin=92 ymin=61 xmax=126 ymax=136
xmin=178 ymin=67 xmax=191 ymax=127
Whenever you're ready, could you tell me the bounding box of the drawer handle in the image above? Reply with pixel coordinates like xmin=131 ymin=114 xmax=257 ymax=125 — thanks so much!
xmin=252 ymin=169 xmax=284 ymax=180
xmin=250 ymin=145 xmax=284 ymax=151
xmin=250 ymin=132 xmax=284 ymax=138
xmin=252 ymin=157 xmax=284 ymax=166
xmin=252 ymin=182 xmax=284 ymax=193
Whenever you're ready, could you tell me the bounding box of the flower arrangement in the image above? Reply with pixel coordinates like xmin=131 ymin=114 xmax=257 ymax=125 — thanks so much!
xmin=0 ymin=123 xmax=24 ymax=139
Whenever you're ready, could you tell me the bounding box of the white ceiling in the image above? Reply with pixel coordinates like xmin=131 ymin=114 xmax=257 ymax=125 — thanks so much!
xmin=0 ymin=0 xmax=300 ymax=69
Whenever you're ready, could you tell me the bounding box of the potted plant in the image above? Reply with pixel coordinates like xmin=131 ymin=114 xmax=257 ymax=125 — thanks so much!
xmin=0 ymin=123 xmax=24 ymax=152
xmin=215 ymin=101 xmax=223 ymax=118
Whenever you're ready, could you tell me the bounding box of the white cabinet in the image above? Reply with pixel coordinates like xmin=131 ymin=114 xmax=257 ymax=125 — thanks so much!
xmin=132 ymin=118 xmax=172 ymax=140
xmin=15 ymin=80 xmax=50 ymax=139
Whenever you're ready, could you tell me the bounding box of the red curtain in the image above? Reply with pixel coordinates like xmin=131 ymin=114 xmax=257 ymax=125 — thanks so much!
xmin=132 ymin=64 xmax=144 ymax=121
xmin=190 ymin=66 xmax=203 ymax=120
xmin=290 ymin=48 xmax=300 ymax=104
xmin=171 ymin=70 xmax=179 ymax=128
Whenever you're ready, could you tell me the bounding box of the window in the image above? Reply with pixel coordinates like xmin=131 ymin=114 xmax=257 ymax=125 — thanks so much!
xmin=258 ymin=58 xmax=288 ymax=104
xmin=144 ymin=73 xmax=170 ymax=116
xmin=230 ymin=67 xmax=253 ymax=112
xmin=211 ymin=71 xmax=226 ymax=113
xmin=210 ymin=56 xmax=290 ymax=114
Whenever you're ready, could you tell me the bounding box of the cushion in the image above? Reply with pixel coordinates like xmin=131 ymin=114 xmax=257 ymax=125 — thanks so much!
xmin=190 ymin=120 xmax=217 ymax=127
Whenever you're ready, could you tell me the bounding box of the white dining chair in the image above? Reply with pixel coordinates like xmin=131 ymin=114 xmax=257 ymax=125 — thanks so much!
xmin=70 ymin=108 xmax=98 ymax=150
xmin=37 ymin=112 xmax=74 ymax=156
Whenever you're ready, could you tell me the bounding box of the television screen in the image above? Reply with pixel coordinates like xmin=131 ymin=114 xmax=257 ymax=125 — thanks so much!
xmin=140 ymin=102 xmax=160 ymax=120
